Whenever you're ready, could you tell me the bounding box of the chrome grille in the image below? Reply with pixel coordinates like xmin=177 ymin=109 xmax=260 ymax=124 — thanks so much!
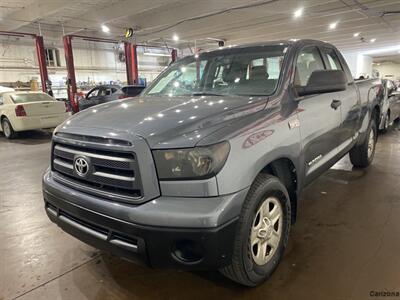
xmin=52 ymin=140 xmax=142 ymax=202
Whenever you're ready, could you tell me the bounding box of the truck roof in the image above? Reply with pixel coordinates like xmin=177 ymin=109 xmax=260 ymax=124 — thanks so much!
xmin=191 ymin=39 xmax=336 ymax=57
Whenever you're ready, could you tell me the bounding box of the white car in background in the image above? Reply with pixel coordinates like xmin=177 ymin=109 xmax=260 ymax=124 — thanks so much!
xmin=0 ymin=91 xmax=71 ymax=139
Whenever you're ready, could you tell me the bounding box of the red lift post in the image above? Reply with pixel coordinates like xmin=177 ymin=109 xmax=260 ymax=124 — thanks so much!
xmin=62 ymin=34 xmax=177 ymax=113
xmin=124 ymin=42 xmax=139 ymax=85
xmin=0 ymin=31 xmax=49 ymax=93
xmin=171 ymin=49 xmax=178 ymax=63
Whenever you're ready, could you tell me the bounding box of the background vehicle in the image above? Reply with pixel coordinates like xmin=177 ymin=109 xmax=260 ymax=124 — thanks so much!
xmin=78 ymin=84 xmax=145 ymax=110
xmin=0 ymin=91 xmax=71 ymax=139
xmin=379 ymin=79 xmax=400 ymax=132
xmin=43 ymin=40 xmax=381 ymax=286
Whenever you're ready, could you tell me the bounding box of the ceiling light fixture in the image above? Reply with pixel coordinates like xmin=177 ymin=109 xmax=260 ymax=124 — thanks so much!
xmin=143 ymin=52 xmax=171 ymax=57
xmin=172 ymin=34 xmax=179 ymax=41
xmin=370 ymin=38 xmax=376 ymax=43
xmin=329 ymin=22 xmax=338 ymax=29
xmin=294 ymin=8 xmax=303 ymax=18
xmin=353 ymin=32 xmax=360 ymax=37
xmin=101 ymin=24 xmax=110 ymax=33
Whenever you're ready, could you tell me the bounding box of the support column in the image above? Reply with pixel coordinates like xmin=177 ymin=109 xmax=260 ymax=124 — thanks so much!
xmin=35 ymin=36 xmax=49 ymax=93
xmin=124 ymin=42 xmax=139 ymax=85
xmin=171 ymin=49 xmax=177 ymax=63
xmin=63 ymin=35 xmax=78 ymax=112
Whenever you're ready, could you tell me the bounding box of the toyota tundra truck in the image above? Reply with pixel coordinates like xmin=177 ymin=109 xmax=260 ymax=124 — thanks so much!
xmin=43 ymin=40 xmax=382 ymax=286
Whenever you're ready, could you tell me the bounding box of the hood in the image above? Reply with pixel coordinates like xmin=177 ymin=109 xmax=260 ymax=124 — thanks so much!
xmin=60 ymin=95 xmax=267 ymax=148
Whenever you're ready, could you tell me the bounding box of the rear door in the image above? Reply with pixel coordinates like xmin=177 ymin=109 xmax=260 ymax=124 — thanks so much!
xmin=294 ymin=46 xmax=342 ymax=184
xmin=320 ymin=47 xmax=360 ymax=149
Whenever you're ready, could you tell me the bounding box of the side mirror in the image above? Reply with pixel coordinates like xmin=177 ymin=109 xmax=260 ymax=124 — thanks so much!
xmin=297 ymin=70 xmax=347 ymax=97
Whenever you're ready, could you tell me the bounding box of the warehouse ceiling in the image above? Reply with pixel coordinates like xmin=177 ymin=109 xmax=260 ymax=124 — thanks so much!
xmin=0 ymin=0 xmax=399 ymax=54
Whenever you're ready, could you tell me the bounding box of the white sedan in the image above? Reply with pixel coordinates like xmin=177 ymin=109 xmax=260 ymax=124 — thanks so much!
xmin=0 ymin=91 xmax=71 ymax=139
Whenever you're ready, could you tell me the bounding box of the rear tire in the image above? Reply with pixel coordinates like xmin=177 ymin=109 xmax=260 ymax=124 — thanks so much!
xmin=220 ymin=174 xmax=291 ymax=286
xmin=349 ymin=119 xmax=377 ymax=168
xmin=1 ymin=117 xmax=16 ymax=139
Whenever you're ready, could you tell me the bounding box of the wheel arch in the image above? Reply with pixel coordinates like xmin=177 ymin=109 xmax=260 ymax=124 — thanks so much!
xmin=0 ymin=113 xmax=13 ymax=130
xmin=373 ymin=104 xmax=380 ymax=126
xmin=258 ymin=157 xmax=298 ymax=224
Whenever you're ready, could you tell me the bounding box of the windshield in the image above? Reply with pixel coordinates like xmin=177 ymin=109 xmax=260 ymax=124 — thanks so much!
xmin=11 ymin=93 xmax=55 ymax=103
xmin=144 ymin=45 xmax=287 ymax=97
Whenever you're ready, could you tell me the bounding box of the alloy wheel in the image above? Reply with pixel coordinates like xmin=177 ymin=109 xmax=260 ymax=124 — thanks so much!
xmin=250 ymin=197 xmax=283 ymax=266
xmin=367 ymin=128 xmax=375 ymax=159
xmin=2 ymin=120 xmax=11 ymax=138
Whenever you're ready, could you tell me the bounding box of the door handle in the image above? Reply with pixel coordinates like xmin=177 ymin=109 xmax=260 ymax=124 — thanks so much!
xmin=331 ymin=99 xmax=342 ymax=110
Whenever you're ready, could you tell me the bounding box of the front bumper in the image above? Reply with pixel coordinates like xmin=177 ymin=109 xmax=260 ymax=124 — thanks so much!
xmin=43 ymin=170 xmax=248 ymax=270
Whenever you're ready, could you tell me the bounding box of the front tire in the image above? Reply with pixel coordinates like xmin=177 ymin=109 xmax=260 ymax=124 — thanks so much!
xmin=220 ymin=174 xmax=291 ymax=286
xmin=349 ymin=119 xmax=377 ymax=168
xmin=1 ymin=117 xmax=16 ymax=139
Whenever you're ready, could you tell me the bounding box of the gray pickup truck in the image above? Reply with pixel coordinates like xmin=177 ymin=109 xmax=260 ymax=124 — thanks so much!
xmin=43 ymin=40 xmax=382 ymax=286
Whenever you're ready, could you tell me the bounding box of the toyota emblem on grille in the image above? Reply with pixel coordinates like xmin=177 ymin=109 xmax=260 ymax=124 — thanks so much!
xmin=74 ymin=157 xmax=90 ymax=177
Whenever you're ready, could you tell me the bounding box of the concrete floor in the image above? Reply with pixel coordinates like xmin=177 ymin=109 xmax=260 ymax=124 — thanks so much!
xmin=1 ymin=126 xmax=400 ymax=300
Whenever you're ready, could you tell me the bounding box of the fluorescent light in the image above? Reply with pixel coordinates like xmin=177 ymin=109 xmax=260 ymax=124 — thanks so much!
xmin=353 ymin=32 xmax=360 ymax=37
xmin=143 ymin=52 xmax=171 ymax=57
xmin=370 ymin=38 xmax=376 ymax=43
xmin=329 ymin=22 xmax=338 ymax=29
xmin=101 ymin=24 xmax=110 ymax=33
xmin=172 ymin=34 xmax=179 ymax=41
xmin=294 ymin=8 xmax=303 ymax=18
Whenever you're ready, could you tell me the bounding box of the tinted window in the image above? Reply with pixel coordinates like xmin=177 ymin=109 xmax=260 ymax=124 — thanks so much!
xmin=295 ymin=47 xmax=325 ymax=86
xmin=11 ymin=93 xmax=55 ymax=103
xmin=122 ymin=86 xmax=145 ymax=96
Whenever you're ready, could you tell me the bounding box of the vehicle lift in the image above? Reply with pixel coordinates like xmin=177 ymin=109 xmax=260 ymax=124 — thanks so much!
xmin=63 ymin=35 xmax=178 ymax=113
xmin=0 ymin=31 xmax=50 ymax=95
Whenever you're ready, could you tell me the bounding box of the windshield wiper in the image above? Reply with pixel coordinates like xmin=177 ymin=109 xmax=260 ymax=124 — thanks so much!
xmin=191 ymin=92 xmax=223 ymax=96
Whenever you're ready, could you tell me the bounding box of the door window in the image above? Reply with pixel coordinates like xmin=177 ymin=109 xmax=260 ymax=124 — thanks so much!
xmin=294 ymin=47 xmax=325 ymax=87
xmin=99 ymin=88 xmax=113 ymax=96
xmin=321 ymin=48 xmax=343 ymax=71
xmin=87 ymin=88 xmax=100 ymax=99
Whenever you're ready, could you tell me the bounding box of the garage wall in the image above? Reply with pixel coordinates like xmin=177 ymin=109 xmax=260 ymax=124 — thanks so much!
xmin=0 ymin=39 xmax=169 ymax=89
xmin=342 ymin=52 xmax=373 ymax=79
xmin=374 ymin=62 xmax=400 ymax=80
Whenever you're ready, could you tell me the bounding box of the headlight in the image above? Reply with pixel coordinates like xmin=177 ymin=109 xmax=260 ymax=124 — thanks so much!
xmin=153 ymin=141 xmax=230 ymax=180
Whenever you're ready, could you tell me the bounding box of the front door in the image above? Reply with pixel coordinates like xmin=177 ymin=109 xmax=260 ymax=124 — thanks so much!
xmin=294 ymin=46 xmax=342 ymax=185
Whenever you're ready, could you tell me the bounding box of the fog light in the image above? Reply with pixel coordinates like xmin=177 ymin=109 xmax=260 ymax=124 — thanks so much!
xmin=172 ymin=239 xmax=204 ymax=264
